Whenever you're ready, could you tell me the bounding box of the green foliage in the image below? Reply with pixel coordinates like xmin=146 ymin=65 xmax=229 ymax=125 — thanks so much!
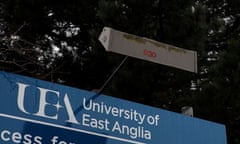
xmin=202 ymin=37 xmax=240 ymax=144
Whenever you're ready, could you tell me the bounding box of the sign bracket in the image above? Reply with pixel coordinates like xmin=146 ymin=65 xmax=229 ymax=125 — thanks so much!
xmin=96 ymin=55 xmax=128 ymax=95
xmin=72 ymin=55 xmax=128 ymax=118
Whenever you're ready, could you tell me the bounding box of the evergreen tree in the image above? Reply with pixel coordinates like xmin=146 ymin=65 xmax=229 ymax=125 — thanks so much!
xmin=97 ymin=0 xmax=207 ymax=112
xmin=0 ymin=0 xmax=240 ymax=143
xmin=195 ymin=0 xmax=240 ymax=143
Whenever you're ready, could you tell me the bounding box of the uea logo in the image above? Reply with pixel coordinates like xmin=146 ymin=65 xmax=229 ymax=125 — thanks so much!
xmin=17 ymin=82 xmax=79 ymax=124
xmin=15 ymin=82 xmax=154 ymax=141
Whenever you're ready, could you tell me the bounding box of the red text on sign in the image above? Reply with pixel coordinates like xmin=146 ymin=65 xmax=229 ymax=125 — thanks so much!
xmin=144 ymin=49 xmax=157 ymax=58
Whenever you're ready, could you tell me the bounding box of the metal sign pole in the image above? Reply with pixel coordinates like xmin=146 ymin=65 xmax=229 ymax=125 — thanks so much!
xmin=71 ymin=55 xmax=128 ymax=119
xmin=96 ymin=55 xmax=128 ymax=95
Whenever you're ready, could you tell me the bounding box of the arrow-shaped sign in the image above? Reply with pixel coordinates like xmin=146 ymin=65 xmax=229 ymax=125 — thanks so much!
xmin=99 ymin=27 xmax=198 ymax=73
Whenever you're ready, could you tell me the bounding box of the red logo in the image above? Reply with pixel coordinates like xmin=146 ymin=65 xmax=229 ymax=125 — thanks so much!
xmin=144 ymin=49 xmax=157 ymax=58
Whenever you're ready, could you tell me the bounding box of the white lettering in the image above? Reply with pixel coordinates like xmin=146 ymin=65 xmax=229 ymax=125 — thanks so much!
xmin=1 ymin=130 xmax=10 ymax=141
xmin=83 ymin=98 xmax=148 ymax=125
xmin=16 ymin=82 xmax=79 ymax=125
xmin=82 ymin=114 xmax=110 ymax=131
xmin=63 ymin=94 xmax=79 ymax=124
xmin=17 ymin=83 xmax=31 ymax=114
xmin=0 ymin=129 xmax=42 ymax=144
xmin=138 ymin=113 xmax=145 ymax=125
xmin=50 ymin=136 xmax=75 ymax=144
xmin=34 ymin=87 xmax=60 ymax=119
xmin=12 ymin=132 xmax=22 ymax=143
xmin=112 ymin=121 xmax=151 ymax=140
xmin=23 ymin=134 xmax=32 ymax=144
xmin=147 ymin=114 xmax=160 ymax=126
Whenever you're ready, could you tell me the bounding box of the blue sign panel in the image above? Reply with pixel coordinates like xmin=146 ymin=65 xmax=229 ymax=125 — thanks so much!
xmin=0 ymin=71 xmax=227 ymax=144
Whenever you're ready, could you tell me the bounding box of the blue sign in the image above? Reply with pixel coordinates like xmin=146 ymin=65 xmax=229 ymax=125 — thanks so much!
xmin=0 ymin=71 xmax=227 ymax=144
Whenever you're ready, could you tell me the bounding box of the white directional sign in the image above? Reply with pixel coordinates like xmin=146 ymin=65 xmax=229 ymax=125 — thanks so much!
xmin=99 ymin=27 xmax=198 ymax=73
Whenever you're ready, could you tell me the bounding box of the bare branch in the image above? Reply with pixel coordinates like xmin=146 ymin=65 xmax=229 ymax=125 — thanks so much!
xmin=12 ymin=22 xmax=28 ymax=36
